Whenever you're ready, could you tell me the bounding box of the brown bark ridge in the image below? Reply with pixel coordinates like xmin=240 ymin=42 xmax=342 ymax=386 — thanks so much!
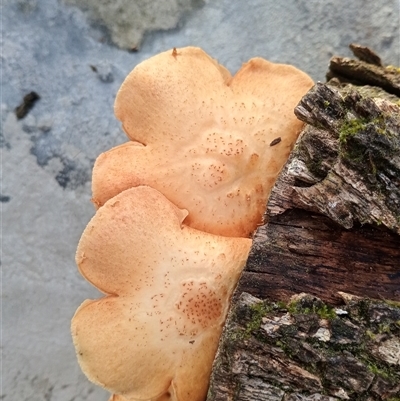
xmin=207 ymin=45 xmax=400 ymax=401
xmin=326 ymin=43 xmax=400 ymax=97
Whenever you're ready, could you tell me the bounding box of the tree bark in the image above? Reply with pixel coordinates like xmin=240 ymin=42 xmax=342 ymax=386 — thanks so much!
xmin=207 ymin=45 xmax=400 ymax=401
xmin=208 ymin=292 xmax=400 ymax=401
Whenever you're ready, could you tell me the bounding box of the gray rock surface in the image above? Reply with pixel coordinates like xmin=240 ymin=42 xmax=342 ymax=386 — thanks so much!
xmin=63 ymin=0 xmax=205 ymax=50
xmin=2 ymin=0 xmax=399 ymax=400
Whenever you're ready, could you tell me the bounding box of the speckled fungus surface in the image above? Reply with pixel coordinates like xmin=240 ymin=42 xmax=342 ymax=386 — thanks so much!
xmin=92 ymin=47 xmax=314 ymax=237
xmin=72 ymin=47 xmax=313 ymax=401
xmin=72 ymin=186 xmax=252 ymax=401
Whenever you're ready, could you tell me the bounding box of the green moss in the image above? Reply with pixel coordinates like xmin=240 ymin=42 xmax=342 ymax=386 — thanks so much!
xmin=384 ymin=299 xmax=400 ymax=308
xmin=287 ymin=300 xmax=336 ymax=320
xmin=339 ymin=118 xmax=369 ymax=144
xmin=276 ymin=300 xmax=288 ymax=309
xmin=241 ymin=301 xmax=271 ymax=338
xmin=378 ymin=323 xmax=392 ymax=334
xmin=338 ymin=119 xmax=371 ymax=166
xmin=365 ymin=329 xmax=376 ymax=340
xmin=339 ymin=116 xmax=387 ymax=148
xmin=316 ymin=304 xmax=337 ymax=320
xmin=351 ymin=341 xmax=400 ymax=385
xmin=237 ymin=300 xmax=300 ymax=341
xmin=229 ymin=296 xmax=400 ymax=395
xmin=363 ymin=351 xmax=400 ymax=383
xmin=367 ymin=362 xmax=392 ymax=380
xmin=227 ymin=328 xmax=245 ymax=342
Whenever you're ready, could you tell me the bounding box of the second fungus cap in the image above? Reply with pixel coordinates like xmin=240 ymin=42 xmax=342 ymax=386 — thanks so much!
xmin=72 ymin=186 xmax=251 ymax=401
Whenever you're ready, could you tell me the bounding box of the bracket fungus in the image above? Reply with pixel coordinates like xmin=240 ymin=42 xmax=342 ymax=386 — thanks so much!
xmin=72 ymin=186 xmax=251 ymax=401
xmin=92 ymin=47 xmax=314 ymax=237
xmin=72 ymin=47 xmax=313 ymax=401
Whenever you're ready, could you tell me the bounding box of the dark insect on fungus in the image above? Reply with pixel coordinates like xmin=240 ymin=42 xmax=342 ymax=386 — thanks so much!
xmin=270 ymin=137 xmax=282 ymax=146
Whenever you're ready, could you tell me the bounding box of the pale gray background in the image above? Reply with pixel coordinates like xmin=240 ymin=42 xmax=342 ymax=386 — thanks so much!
xmin=2 ymin=1 xmax=400 ymax=400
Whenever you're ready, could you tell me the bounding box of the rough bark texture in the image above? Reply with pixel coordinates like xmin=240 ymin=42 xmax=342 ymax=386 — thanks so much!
xmin=207 ymin=45 xmax=400 ymax=401
xmin=208 ymin=292 xmax=400 ymax=401
xmin=271 ymin=82 xmax=400 ymax=237
xmin=326 ymin=43 xmax=400 ymax=97
xmin=239 ymin=210 xmax=400 ymax=306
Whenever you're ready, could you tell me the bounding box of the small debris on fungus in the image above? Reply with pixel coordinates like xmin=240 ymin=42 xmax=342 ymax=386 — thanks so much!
xmin=269 ymin=137 xmax=282 ymax=146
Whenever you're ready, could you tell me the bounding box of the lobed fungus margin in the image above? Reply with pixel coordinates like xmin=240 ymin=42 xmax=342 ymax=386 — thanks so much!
xmin=71 ymin=47 xmax=313 ymax=401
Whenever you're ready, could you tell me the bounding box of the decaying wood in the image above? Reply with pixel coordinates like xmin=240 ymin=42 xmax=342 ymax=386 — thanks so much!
xmin=208 ymin=292 xmax=400 ymax=401
xmin=272 ymin=81 xmax=400 ymax=236
xmin=208 ymin=45 xmax=400 ymax=401
xmin=326 ymin=43 xmax=400 ymax=96
xmin=348 ymin=44 xmax=383 ymax=67
xmin=243 ymin=61 xmax=400 ymax=305
xmin=239 ymin=210 xmax=400 ymax=305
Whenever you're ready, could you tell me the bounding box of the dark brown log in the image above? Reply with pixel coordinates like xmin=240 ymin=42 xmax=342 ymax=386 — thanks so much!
xmin=286 ymin=82 xmax=399 ymax=235
xmin=239 ymin=210 xmax=400 ymax=306
xmin=208 ymin=292 xmax=400 ymax=401
xmin=246 ymin=79 xmax=400 ymax=305
xmin=208 ymin=47 xmax=400 ymax=401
